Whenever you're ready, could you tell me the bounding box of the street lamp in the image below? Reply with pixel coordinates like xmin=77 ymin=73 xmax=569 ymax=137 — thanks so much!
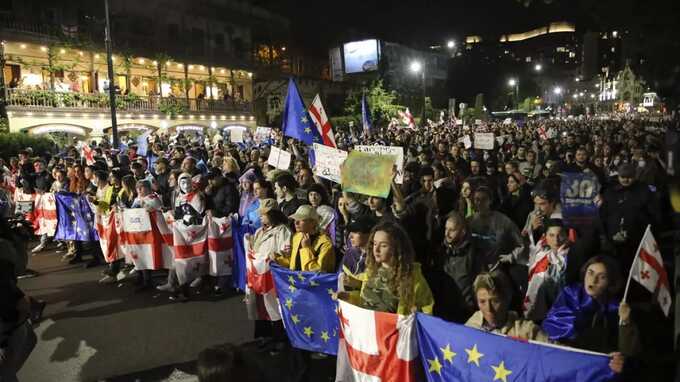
xmin=508 ymin=78 xmax=519 ymax=109
xmin=534 ymin=64 xmax=542 ymax=72
xmin=553 ymin=86 xmax=562 ymax=95
xmin=446 ymin=40 xmax=455 ymax=49
xmin=410 ymin=60 xmax=426 ymax=122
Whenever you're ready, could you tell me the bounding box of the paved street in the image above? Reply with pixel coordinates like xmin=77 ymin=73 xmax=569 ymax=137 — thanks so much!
xmin=17 ymin=245 xmax=252 ymax=382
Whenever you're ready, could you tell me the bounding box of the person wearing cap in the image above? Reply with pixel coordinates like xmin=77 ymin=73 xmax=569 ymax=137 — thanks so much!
xmin=275 ymin=205 xmax=335 ymax=272
xmin=599 ymin=162 xmax=661 ymax=273
xmin=340 ymin=215 xmax=377 ymax=291
xmin=244 ymin=199 xmax=290 ymax=350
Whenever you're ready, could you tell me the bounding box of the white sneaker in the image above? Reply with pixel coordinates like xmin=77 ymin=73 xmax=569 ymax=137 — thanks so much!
xmin=31 ymin=243 xmax=46 ymax=254
xmin=116 ymin=271 xmax=127 ymax=281
xmin=190 ymin=277 xmax=203 ymax=289
xmin=99 ymin=275 xmax=116 ymax=284
xmin=156 ymin=283 xmax=174 ymax=292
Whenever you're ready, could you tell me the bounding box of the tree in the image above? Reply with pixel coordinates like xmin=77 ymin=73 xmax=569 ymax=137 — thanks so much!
xmin=343 ymin=79 xmax=404 ymax=127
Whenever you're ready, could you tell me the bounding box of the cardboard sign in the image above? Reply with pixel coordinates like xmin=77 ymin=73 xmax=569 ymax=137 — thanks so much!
xmin=341 ymin=151 xmax=395 ymax=198
xmin=474 ymin=133 xmax=495 ymax=150
xmin=355 ymin=145 xmax=404 ymax=184
xmin=267 ymin=147 xmax=292 ymax=170
xmin=312 ymin=143 xmax=347 ymax=183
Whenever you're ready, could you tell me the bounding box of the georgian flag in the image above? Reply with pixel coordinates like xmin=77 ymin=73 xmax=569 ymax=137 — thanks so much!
xmin=207 ymin=216 xmax=234 ymax=277
xmin=118 ymin=208 xmax=173 ymax=270
xmin=81 ymin=143 xmax=96 ymax=165
xmin=308 ymin=94 xmax=336 ymax=147
xmin=336 ymin=300 xmax=418 ymax=382
xmin=398 ymin=108 xmax=416 ymax=129
xmin=523 ymin=239 xmax=568 ymax=318
xmin=172 ymin=216 xmax=209 ymax=285
xmin=630 ymin=226 xmax=672 ymax=316
xmin=34 ymin=192 xmax=57 ymax=236
xmin=95 ymin=210 xmax=120 ymax=263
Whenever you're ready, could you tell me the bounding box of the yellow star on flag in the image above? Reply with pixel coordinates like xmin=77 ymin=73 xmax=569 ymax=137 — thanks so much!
xmin=289 ymin=284 xmax=297 ymax=292
xmin=297 ymin=273 xmax=306 ymax=282
xmin=327 ymin=288 xmax=334 ymax=295
xmin=427 ymin=356 xmax=443 ymax=375
xmin=288 ymin=275 xmax=296 ymax=284
xmin=491 ymin=361 xmax=512 ymax=382
xmin=465 ymin=344 xmax=484 ymax=367
xmin=440 ymin=344 xmax=457 ymax=363
xmin=310 ymin=280 xmax=319 ymax=286
xmin=291 ymin=314 xmax=300 ymax=324
xmin=285 ymin=298 xmax=293 ymax=310
xmin=321 ymin=331 xmax=330 ymax=342
xmin=303 ymin=326 xmax=314 ymax=337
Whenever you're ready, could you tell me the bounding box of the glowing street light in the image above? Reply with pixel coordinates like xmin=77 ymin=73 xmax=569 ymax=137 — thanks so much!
xmin=534 ymin=64 xmax=542 ymax=72
xmin=409 ymin=61 xmax=426 ymax=121
xmin=508 ymin=78 xmax=517 ymax=87
xmin=446 ymin=40 xmax=455 ymax=49
xmin=410 ymin=61 xmax=422 ymax=73
xmin=553 ymin=87 xmax=562 ymax=95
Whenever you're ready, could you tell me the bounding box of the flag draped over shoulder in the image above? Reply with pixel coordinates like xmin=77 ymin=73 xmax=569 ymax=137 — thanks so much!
xmin=335 ymin=300 xmax=419 ymax=382
xmin=281 ymin=78 xmax=322 ymax=145
xmin=34 ymin=192 xmax=57 ymax=236
xmin=207 ymin=216 xmax=234 ymax=277
xmin=271 ymin=264 xmax=340 ymax=355
xmin=96 ymin=210 xmax=119 ymax=263
xmin=54 ymin=192 xmax=99 ymax=241
xmin=172 ymin=216 xmax=209 ymax=285
xmin=416 ymin=313 xmax=614 ymax=382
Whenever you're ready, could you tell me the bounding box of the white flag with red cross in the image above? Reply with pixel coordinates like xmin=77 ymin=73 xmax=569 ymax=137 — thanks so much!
xmin=34 ymin=192 xmax=57 ymax=236
xmin=207 ymin=216 xmax=234 ymax=277
xmin=630 ymin=226 xmax=672 ymax=316
xmin=172 ymin=216 xmax=209 ymax=285
xmin=95 ymin=210 xmax=120 ymax=263
xmin=118 ymin=208 xmax=173 ymax=270
xmin=335 ymin=300 xmax=418 ymax=382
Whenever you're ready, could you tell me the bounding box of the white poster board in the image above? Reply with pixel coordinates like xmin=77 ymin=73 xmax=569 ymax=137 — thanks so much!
xmin=230 ymin=128 xmax=244 ymax=143
xmin=312 ymin=143 xmax=347 ymax=183
xmin=355 ymin=145 xmax=404 ymax=184
xmin=474 ymin=133 xmax=495 ymax=150
xmin=457 ymin=135 xmax=472 ymax=149
xmin=267 ymin=147 xmax=292 ymax=170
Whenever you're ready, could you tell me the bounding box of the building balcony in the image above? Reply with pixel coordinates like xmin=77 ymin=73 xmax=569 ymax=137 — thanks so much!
xmin=4 ymin=88 xmax=252 ymax=115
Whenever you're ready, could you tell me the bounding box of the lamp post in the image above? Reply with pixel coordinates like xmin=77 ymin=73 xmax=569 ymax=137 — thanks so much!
xmin=410 ymin=60 xmax=426 ymax=122
xmin=104 ymin=0 xmax=119 ymax=148
xmin=508 ymin=78 xmax=519 ymax=109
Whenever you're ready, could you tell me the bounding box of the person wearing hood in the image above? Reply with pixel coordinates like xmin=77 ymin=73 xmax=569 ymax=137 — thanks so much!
xmin=174 ymin=173 xmax=205 ymax=226
xmin=238 ymin=168 xmax=258 ymax=219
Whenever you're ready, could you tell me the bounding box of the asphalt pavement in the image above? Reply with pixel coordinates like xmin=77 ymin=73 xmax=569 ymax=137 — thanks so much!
xmin=17 ymin=244 xmax=252 ymax=382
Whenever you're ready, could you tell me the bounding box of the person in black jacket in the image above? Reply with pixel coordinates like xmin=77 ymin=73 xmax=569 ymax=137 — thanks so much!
xmin=499 ymin=173 xmax=533 ymax=229
xmin=205 ymin=168 xmax=239 ymax=218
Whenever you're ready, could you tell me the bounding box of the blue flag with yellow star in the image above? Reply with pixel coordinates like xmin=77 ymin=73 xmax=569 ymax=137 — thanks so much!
xmin=415 ymin=313 xmax=614 ymax=382
xmin=54 ymin=192 xmax=99 ymax=242
xmin=271 ymin=263 xmax=340 ymax=355
xmin=281 ymin=78 xmax=322 ymax=145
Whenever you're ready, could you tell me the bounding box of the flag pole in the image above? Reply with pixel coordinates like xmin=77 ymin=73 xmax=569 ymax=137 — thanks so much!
xmin=622 ymin=225 xmax=650 ymax=305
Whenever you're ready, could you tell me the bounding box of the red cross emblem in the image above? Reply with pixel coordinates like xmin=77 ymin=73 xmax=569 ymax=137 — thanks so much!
xmin=640 ymin=270 xmax=650 ymax=280
xmin=188 ymin=230 xmax=197 ymax=240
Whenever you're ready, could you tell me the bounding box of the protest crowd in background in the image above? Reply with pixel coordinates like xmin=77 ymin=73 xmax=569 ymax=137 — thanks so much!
xmin=0 ymin=80 xmax=678 ymax=381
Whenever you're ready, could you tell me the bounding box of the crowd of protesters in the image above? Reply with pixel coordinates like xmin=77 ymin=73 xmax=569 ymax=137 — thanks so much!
xmin=0 ymin=113 xmax=677 ymax=381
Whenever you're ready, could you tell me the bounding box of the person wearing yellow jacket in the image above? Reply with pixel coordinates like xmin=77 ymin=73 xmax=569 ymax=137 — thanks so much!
xmin=275 ymin=205 xmax=335 ymax=272
xmin=341 ymin=221 xmax=434 ymax=315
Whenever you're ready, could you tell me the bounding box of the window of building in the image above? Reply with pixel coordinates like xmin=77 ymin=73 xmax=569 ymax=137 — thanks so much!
xmin=3 ymin=64 xmax=21 ymax=86
xmin=556 ymin=47 xmax=566 ymax=52
xmin=611 ymin=47 xmax=616 ymax=53
xmin=569 ymin=52 xmax=576 ymax=58
xmin=525 ymin=56 xmax=532 ymax=62
xmin=192 ymin=28 xmax=205 ymax=55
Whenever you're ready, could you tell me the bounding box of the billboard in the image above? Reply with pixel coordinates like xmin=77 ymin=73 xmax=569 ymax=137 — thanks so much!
xmin=343 ymin=39 xmax=380 ymax=74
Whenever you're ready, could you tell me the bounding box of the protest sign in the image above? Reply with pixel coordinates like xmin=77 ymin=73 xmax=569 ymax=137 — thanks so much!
xmin=341 ymin=151 xmax=394 ymax=198
xmin=355 ymin=145 xmax=404 ymax=184
xmin=560 ymin=172 xmax=601 ymax=228
xmin=230 ymin=128 xmax=244 ymax=143
xmin=254 ymin=127 xmax=272 ymax=144
xmin=267 ymin=147 xmax=292 ymax=170
xmin=312 ymin=143 xmax=347 ymax=183
xmin=457 ymin=135 xmax=472 ymax=149
xmin=474 ymin=132 xmax=495 ymax=150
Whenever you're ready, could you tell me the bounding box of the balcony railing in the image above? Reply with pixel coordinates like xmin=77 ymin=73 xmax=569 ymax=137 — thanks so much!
xmin=4 ymin=88 xmax=252 ymax=114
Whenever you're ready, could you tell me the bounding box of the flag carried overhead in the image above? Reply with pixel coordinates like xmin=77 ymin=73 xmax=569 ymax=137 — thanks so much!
xmin=625 ymin=225 xmax=672 ymax=316
xmin=281 ymin=78 xmax=322 ymax=145
xmin=54 ymin=192 xmax=99 ymax=242
xmin=361 ymin=94 xmax=373 ymax=135
xmin=308 ymin=94 xmax=336 ymax=147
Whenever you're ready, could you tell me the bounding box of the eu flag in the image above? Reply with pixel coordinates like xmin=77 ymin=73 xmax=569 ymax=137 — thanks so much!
xmin=415 ymin=313 xmax=614 ymax=382
xmin=54 ymin=192 xmax=99 ymax=242
xmin=271 ymin=263 xmax=340 ymax=355
xmin=361 ymin=94 xmax=372 ymax=135
xmin=281 ymin=78 xmax=322 ymax=145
